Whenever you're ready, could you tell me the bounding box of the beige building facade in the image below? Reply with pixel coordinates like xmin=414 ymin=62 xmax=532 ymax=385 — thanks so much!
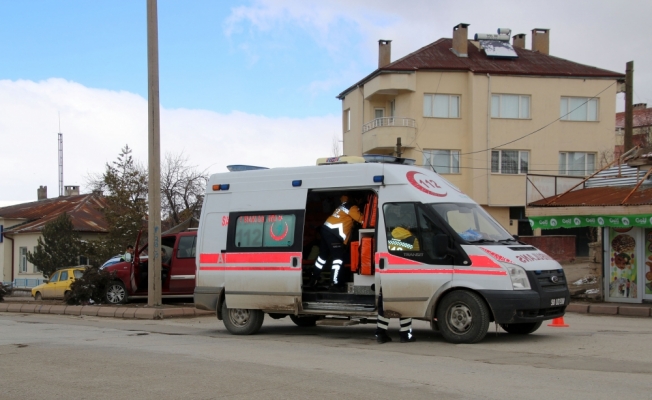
xmin=339 ymin=24 xmax=624 ymax=234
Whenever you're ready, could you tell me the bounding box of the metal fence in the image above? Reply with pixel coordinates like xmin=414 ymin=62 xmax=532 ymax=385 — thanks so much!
xmin=362 ymin=117 xmax=416 ymax=133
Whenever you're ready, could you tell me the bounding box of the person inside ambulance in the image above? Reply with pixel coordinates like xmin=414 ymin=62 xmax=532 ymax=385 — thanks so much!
xmin=308 ymin=194 xmax=364 ymax=291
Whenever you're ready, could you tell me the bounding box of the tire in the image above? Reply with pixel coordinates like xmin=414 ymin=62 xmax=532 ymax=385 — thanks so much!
xmin=436 ymin=291 xmax=490 ymax=344
xmin=221 ymin=302 xmax=264 ymax=335
xmin=105 ymin=281 xmax=128 ymax=304
xmin=34 ymin=292 xmax=42 ymax=301
xmin=500 ymin=321 xmax=542 ymax=335
xmin=289 ymin=315 xmax=319 ymax=327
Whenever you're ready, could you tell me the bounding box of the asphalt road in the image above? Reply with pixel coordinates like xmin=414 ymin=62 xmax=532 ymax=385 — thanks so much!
xmin=1 ymin=312 xmax=651 ymax=400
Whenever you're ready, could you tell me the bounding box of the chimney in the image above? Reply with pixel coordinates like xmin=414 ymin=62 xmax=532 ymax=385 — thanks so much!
xmin=634 ymin=103 xmax=648 ymax=111
xmin=64 ymin=185 xmax=80 ymax=196
xmin=451 ymin=23 xmax=470 ymax=57
xmin=512 ymin=33 xmax=526 ymax=49
xmin=378 ymin=40 xmax=392 ymax=68
xmin=531 ymin=28 xmax=550 ymax=54
xmin=37 ymin=185 xmax=47 ymax=201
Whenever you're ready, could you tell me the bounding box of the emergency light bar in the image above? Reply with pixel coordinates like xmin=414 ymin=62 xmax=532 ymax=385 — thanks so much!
xmin=316 ymin=154 xmax=416 ymax=166
xmin=212 ymin=184 xmax=230 ymax=191
xmin=226 ymin=165 xmax=269 ymax=172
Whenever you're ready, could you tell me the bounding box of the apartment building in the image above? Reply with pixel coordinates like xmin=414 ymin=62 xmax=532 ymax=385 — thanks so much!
xmin=338 ymin=24 xmax=624 ymax=235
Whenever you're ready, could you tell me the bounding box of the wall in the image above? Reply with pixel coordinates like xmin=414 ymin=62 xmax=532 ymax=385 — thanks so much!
xmin=519 ymin=235 xmax=576 ymax=263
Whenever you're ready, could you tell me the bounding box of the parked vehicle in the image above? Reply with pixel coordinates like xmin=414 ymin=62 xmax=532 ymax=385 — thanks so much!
xmin=32 ymin=267 xmax=85 ymax=300
xmin=101 ymin=231 xmax=197 ymax=304
xmin=194 ymin=155 xmax=570 ymax=343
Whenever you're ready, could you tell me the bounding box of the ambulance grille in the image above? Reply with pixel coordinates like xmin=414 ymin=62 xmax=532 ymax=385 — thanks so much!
xmin=527 ymin=270 xmax=567 ymax=293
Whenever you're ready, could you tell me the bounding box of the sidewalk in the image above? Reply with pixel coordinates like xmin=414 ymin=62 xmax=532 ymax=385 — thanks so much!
xmin=0 ymin=296 xmax=213 ymax=320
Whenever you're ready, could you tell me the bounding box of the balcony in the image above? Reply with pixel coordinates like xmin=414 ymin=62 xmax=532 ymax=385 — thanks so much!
xmin=364 ymin=73 xmax=416 ymax=100
xmin=362 ymin=117 xmax=416 ymax=154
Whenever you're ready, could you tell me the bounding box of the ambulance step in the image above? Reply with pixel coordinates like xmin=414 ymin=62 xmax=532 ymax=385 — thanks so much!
xmin=316 ymin=318 xmax=360 ymax=327
xmin=302 ymin=301 xmax=375 ymax=312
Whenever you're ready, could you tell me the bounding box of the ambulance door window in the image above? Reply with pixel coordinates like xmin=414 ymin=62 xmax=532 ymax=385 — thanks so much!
xmin=416 ymin=205 xmax=450 ymax=264
xmin=231 ymin=212 xmax=302 ymax=250
xmin=383 ymin=203 xmax=422 ymax=255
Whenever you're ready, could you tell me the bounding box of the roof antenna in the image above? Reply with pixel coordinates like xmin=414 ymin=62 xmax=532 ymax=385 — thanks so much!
xmin=58 ymin=112 xmax=64 ymax=197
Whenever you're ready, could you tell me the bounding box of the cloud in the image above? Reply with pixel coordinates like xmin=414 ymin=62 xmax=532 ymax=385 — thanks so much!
xmin=224 ymin=0 xmax=652 ymax=109
xmin=0 ymin=78 xmax=338 ymax=205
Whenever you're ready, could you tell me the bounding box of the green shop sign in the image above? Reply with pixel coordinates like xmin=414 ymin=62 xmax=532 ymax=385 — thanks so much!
xmin=529 ymin=215 xmax=652 ymax=230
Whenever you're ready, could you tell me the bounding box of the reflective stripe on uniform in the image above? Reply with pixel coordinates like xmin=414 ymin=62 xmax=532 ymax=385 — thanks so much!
xmin=399 ymin=318 xmax=412 ymax=332
xmin=324 ymin=222 xmax=346 ymax=241
xmin=377 ymin=315 xmax=390 ymax=330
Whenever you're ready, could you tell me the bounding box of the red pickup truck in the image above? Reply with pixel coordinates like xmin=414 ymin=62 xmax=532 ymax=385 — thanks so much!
xmin=102 ymin=231 xmax=197 ymax=304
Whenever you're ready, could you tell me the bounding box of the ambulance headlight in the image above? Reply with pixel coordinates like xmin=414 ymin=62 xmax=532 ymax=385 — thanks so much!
xmin=505 ymin=264 xmax=531 ymax=290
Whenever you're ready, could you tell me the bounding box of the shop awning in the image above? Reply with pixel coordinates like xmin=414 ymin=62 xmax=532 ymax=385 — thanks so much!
xmin=529 ymin=214 xmax=652 ymax=230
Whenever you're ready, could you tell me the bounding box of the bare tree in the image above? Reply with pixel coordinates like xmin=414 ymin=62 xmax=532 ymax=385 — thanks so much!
xmin=161 ymin=152 xmax=209 ymax=226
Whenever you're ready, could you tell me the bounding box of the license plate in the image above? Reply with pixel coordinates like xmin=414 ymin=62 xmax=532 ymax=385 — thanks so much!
xmin=550 ymin=298 xmax=565 ymax=306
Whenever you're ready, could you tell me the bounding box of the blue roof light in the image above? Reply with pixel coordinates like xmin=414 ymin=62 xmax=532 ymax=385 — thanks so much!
xmin=373 ymin=175 xmax=384 ymax=183
xmin=292 ymin=180 xmax=302 ymax=187
xmin=220 ymin=184 xmax=230 ymax=191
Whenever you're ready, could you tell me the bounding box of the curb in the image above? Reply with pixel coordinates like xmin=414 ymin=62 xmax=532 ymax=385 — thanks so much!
xmin=0 ymin=301 xmax=213 ymax=320
xmin=566 ymin=303 xmax=651 ymax=317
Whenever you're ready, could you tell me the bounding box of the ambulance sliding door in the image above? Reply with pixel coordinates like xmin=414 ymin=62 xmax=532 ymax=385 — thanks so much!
xmin=224 ymin=210 xmax=305 ymax=311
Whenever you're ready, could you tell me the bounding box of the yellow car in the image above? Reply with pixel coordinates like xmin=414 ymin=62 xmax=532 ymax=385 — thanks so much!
xmin=31 ymin=267 xmax=86 ymax=300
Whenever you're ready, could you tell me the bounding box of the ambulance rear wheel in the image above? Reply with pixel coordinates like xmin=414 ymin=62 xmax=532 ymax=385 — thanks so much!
xmin=436 ymin=291 xmax=490 ymax=344
xmin=289 ymin=315 xmax=319 ymax=327
xmin=222 ymin=302 xmax=264 ymax=335
xmin=500 ymin=321 xmax=542 ymax=335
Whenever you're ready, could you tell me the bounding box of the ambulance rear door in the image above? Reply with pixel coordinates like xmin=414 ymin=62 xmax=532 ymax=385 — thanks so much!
xmin=224 ymin=209 xmax=305 ymax=312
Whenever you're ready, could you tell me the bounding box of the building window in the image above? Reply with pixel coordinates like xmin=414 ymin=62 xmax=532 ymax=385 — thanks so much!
xmin=423 ymin=150 xmax=460 ymax=174
xmin=424 ymin=94 xmax=460 ymax=118
xmin=559 ymin=152 xmax=595 ymax=176
xmin=491 ymin=150 xmax=529 ymax=174
xmin=491 ymin=94 xmax=530 ymax=119
xmin=343 ymin=109 xmax=351 ymax=132
xmin=79 ymin=256 xmax=89 ymax=265
xmin=19 ymin=247 xmax=27 ymax=273
xmin=560 ymin=97 xmax=598 ymax=121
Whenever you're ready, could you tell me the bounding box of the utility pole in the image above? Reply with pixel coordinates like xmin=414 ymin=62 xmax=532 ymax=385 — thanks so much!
xmin=147 ymin=0 xmax=162 ymax=306
xmin=624 ymin=61 xmax=634 ymax=152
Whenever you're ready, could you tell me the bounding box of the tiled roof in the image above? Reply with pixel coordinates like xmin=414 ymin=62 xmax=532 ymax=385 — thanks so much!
xmin=615 ymin=107 xmax=652 ymax=129
xmin=529 ymin=185 xmax=652 ymax=207
xmin=0 ymin=194 xmax=109 ymax=234
xmin=339 ymin=38 xmax=624 ymax=98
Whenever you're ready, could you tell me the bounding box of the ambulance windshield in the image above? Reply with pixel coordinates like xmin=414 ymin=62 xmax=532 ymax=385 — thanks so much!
xmin=429 ymin=203 xmax=515 ymax=243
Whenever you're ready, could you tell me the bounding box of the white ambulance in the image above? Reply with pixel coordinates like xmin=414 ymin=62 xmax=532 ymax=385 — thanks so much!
xmin=194 ymin=156 xmax=569 ymax=344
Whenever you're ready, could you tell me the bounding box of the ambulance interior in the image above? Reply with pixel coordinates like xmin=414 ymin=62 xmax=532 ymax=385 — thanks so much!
xmin=300 ymin=189 xmax=378 ymax=310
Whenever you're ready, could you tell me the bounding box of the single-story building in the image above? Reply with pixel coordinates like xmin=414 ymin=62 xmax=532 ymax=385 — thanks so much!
xmin=527 ymin=162 xmax=652 ymax=303
xmin=0 ymin=186 xmax=108 ymax=288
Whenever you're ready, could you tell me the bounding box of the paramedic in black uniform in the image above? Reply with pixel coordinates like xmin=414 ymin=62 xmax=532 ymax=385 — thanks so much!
xmin=308 ymin=195 xmax=364 ymax=290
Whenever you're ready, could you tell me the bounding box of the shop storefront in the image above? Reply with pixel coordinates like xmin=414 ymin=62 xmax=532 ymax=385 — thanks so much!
xmin=530 ymin=215 xmax=652 ymax=303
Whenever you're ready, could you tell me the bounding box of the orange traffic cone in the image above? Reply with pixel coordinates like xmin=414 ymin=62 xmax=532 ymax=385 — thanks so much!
xmin=547 ymin=317 xmax=569 ymax=327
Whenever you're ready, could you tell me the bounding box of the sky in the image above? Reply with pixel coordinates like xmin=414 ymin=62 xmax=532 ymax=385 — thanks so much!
xmin=1 ymin=0 xmax=651 ymax=207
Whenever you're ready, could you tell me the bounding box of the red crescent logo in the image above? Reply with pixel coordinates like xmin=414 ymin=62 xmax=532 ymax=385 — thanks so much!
xmin=406 ymin=171 xmax=447 ymax=197
xmin=269 ymin=221 xmax=289 ymax=241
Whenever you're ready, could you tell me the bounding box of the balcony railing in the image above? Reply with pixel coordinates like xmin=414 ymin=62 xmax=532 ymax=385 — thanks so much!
xmin=363 ymin=117 xmax=416 ymax=133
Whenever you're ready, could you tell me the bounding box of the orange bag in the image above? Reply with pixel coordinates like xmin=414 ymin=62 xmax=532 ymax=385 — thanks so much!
xmin=363 ymin=194 xmax=378 ymax=229
xmin=350 ymin=241 xmax=360 ymax=272
xmin=360 ymin=237 xmax=374 ymax=275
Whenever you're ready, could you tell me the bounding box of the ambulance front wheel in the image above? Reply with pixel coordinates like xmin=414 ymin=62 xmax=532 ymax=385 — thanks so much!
xmin=221 ymin=302 xmax=264 ymax=335
xmin=436 ymin=290 xmax=490 ymax=344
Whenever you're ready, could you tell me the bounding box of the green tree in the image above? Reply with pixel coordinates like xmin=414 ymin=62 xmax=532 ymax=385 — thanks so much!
xmin=86 ymin=145 xmax=148 ymax=263
xmin=27 ymin=213 xmax=81 ymax=278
